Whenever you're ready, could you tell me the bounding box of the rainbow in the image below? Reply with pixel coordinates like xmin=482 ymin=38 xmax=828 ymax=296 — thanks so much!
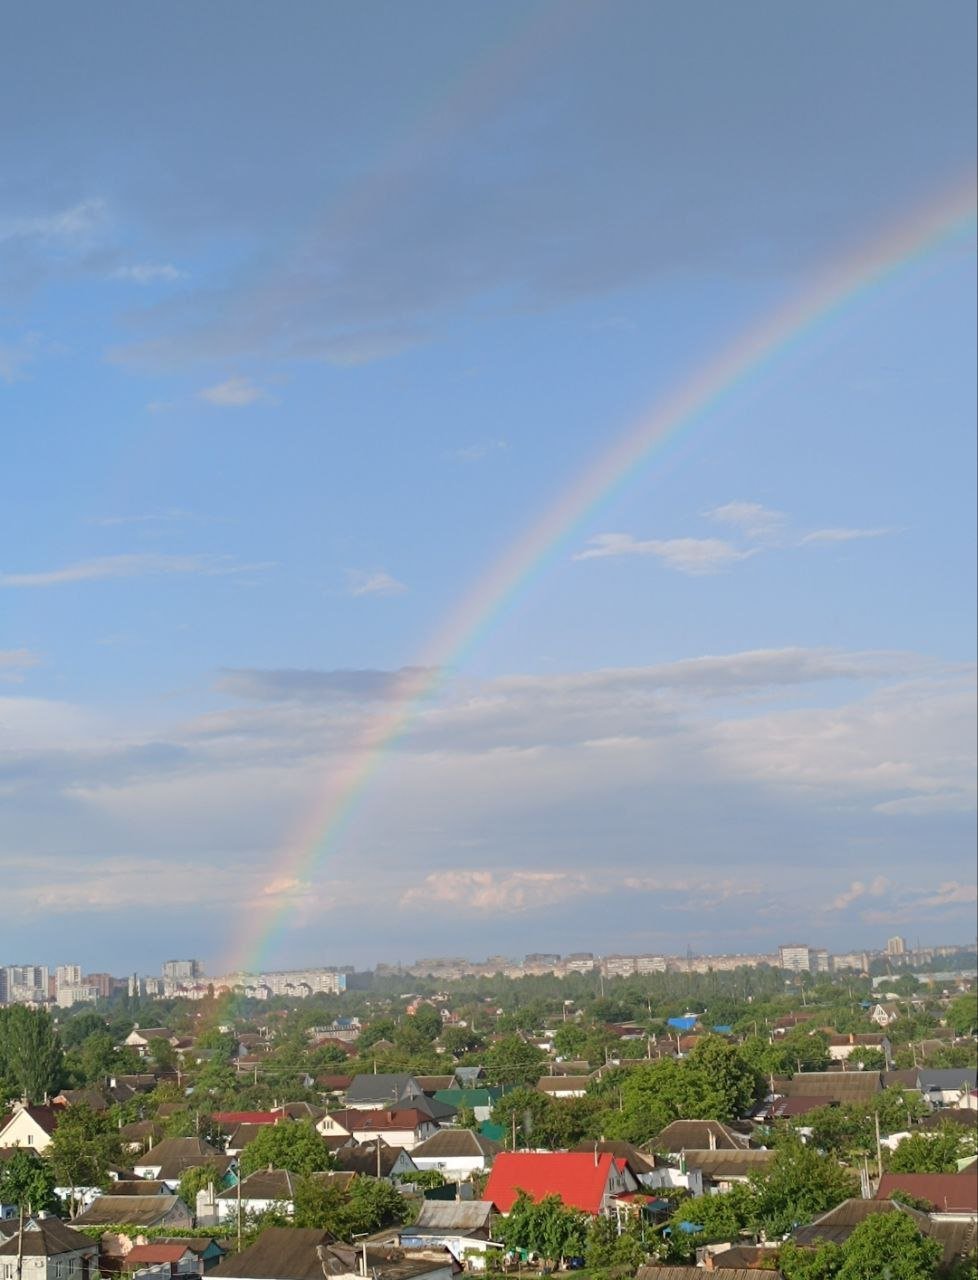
xmin=228 ymin=175 xmax=976 ymax=975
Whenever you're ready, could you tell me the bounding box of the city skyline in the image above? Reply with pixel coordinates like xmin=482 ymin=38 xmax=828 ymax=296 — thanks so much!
xmin=2 ymin=3 xmax=975 ymax=968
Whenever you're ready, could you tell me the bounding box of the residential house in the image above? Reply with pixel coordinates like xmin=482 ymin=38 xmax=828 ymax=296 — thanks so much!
xmin=213 ymin=1169 xmax=300 ymax=1223
xmin=770 ymin=1072 xmax=882 ymax=1106
xmin=124 ymin=1028 xmax=178 ymax=1058
xmin=398 ymin=1199 xmax=499 ymax=1268
xmin=636 ymin=1269 xmax=782 ymax=1279
xmin=210 ymin=1230 xmax=453 ymax=1280
xmin=916 ymin=1070 xmax=978 ymax=1109
xmin=0 ymin=1215 xmax=98 ymax=1280
xmin=826 ymin=1033 xmax=892 ymax=1067
xmin=875 ymin=1173 xmax=978 ymax=1216
xmin=409 ymin=1130 xmax=502 ymax=1181
xmin=123 ymin=1241 xmax=200 ymax=1277
xmin=133 ymin=1137 xmax=228 ymax=1188
xmin=330 ymin=1140 xmax=418 ymax=1183
xmin=484 ymin=1151 xmax=637 ymax=1216
xmin=119 ymin=1120 xmax=164 ymax=1153
xmin=0 ymin=1105 xmax=60 ymax=1154
xmin=325 ymin=1109 xmax=438 ymax=1151
xmin=792 ymin=1198 xmax=978 ymax=1272
xmin=679 ymin=1149 xmax=776 ymax=1192
xmin=73 ymin=1195 xmax=193 ymax=1231
xmin=569 ymin=1141 xmax=657 ymax=1187
xmin=536 ymin=1075 xmax=590 ymax=1099
xmin=650 ymin=1121 xmax=752 ymax=1153
xmin=344 ymin=1075 xmax=427 ymax=1110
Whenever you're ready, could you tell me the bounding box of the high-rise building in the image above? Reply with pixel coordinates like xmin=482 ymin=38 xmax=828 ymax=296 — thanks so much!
xmin=162 ymin=959 xmax=202 ymax=982
xmin=886 ymin=936 xmax=907 ymax=957
xmin=813 ymin=949 xmax=832 ymax=973
xmin=1 ymin=965 xmax=49 ymax=1005
xmin=778 ymin=944 xmax=814 ymax=973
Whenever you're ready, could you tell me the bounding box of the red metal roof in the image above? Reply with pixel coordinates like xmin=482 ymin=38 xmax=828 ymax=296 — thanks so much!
xmin=125 ymin=1243 xmax=192 ymax=1263
xmin=211 ymin=1111 xmax=281 ymax=1126
xmin=876 ymin=1173 xmax=978 ymax=1212
xmin=484 ymin=1152 xmax=616 ymax=1215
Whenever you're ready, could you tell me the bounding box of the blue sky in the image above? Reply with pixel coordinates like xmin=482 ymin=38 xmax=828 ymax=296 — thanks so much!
xmin=1 ymin=1 xmax=975 ymax=974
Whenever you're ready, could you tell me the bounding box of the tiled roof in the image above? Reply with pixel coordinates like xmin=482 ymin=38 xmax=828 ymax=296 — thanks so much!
xmin=411 ymin=1129 xmax=502 ymax=1160
xmin=74 ymin=1195 xmax=188 ymax=1227
xmin=484 ymin=1151 xmax=617 ymax=1215
xmin=652 ymin=1120 xmax=751 ymax=1152
xmin=212 ymin=1110 xmax=281 ymax=1126
xmin=411 ymin=1200 xmax=494 ymax=1234
xmin=328 ymin=1108 xmax=431 ymax=1132
xmin=125 ymin=1243 xmax=193 ymax=1264
xmin=570 ymin=1140 xmax=655 ymax=1174
xmin=217 ymin=1169 xmax=297 ymax=1202
xmin=0 ymin=1218 xmax=96 ymax=1258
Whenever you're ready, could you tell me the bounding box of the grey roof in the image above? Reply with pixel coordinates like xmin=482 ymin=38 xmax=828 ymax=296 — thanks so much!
xmin=537 ymin=1075 xmax=591 ymax=1093
xmin=918 ymin=1108 xmax=978 ymax=1130
xmin=332 ymin=1140 xmax=416 ymax=1178
xmin=569 ymin=1140 xmax=655 ymax=1174
xmin=775 ymin=1071 xmax=881 ymax=1100
xmin=346 ymin=1074 xmax=424 ymax=1106
xmin=792 ymin=1198 xmax=930 ymax=1247
xmin=411 ymin=1200 xmax=494 ymax=1234
xmin=916 ymin=1069 xmax=978 ymax=1091
xmin=0 ymin=1218 xmax=97 ymax=1258
xmin=74 ymin=1194 xmax=189 ymax=1227
xmin=210 ymin=1227 xmax=335 ymax=1279
xmin=411 ymin=1129 xmax=503 ymax=1160
xmin=454 ymin=1067 xmax=485 ymax=1085
xmin=106 ymin=1180 xmax=170 ymax=1196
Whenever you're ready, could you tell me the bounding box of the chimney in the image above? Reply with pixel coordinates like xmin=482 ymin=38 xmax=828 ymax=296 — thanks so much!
xmin=708 ymin=1129 xmax=717 ymax=1151
xmin=593 ymin=1143 xmax=599 ymax=1167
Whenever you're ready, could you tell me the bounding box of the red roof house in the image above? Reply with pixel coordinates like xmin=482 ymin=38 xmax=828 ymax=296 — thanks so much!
xmin=484 ymin=1152 xmax=636 ymax=1215
xmin=121 ymin=1243 xmax=195 ymax=1277
xmin=211 ymin=1111 xmax=282 ymax=1126
xmin=875 ymin=1174 xmax=978 ymax=1213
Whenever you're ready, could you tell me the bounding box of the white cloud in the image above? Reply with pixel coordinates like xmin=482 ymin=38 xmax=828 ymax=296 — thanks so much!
xmin=449 ymin=439 xmax=508 ymax=462
xmin=198 ymin=376 xmax=266 ymax=407
xmin=113 ymin=262 xmax=186 ymax=285
xmin=0 ymin=198 xmax=106 ymax=245
xmin=345 ymin=570 xmax=407 ymax=597
xmin=400 ymin=869 xmax=592 ymax=913
xmin=704 ymin=500 xmax=787 ymax=539
xmin=801 ymin=527 xmax=895 ymax=544
xmin=574 ymin=533 xmax=755 ymax=574
xmin=831 ymin=875 xmax=890 ymax=910
xmin=0 ymin=553 xmax=264 ymax=588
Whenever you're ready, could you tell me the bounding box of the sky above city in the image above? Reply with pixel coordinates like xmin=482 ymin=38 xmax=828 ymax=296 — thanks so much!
xmin=1 ymin=1 xmax=975 ymax=975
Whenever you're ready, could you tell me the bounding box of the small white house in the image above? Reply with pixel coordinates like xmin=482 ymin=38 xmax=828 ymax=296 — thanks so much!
xmin=410 ymin=1130 xmax=502 ymax=1181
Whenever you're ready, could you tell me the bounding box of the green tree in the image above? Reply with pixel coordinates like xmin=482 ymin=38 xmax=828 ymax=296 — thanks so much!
xmin=835 ymin=1207 xmax=942 ymax=1279
xmin=678 ymin=1036 xmax=762 ymax=1122
xmin=497 ymin=1192 xmax=588 ymax=1263
xmin=177 ymin=1160 xmax=226 ymax=1212
xmin=439 ymin=1026 xmax=484 ymax=1056
xmin=749 ymin=1137 xmax=858 ymax=1235
xmin=45 ymin=1104 xmax=123 ymax=1216
xmin=491 ymin=1087 xmax=553 ymax=1148
xmin=78 ymin=1032 xmax=119 ymax=1083
xmin=483 ymin=1035 xmax=547 ymax=1086
xmin=358 ymin=1019 xmax=398 ymax=1050
xmin=584 ymin=1215 xmax=647 ymax=1276
xmin=5 ymin=1007 xmax=63 ymax=1103
xmin=149 ymin=1037 xmax=178 ymax=1072
xmin=59 ymin=1012 xmax=108 ymax=1050
xmin=238 ymin=1120 xmax=334 ymax=1177
xmin=665 ymin=1184 xmax=755 ymax=1258
xmin=888 ymin=1125 xmax=976 ymax=1174
xmin=0 ymin=1149 xmax=58 ymax=1280
xmin=411 ymin=1004 xmax=444 ymax=1042
xmin=337 ymin=1176 xmax=410 ymax=1236
xmin=947 ymin=993 xmax=978 ymax=1037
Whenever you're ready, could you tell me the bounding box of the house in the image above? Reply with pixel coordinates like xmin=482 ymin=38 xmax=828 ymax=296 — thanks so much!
xmin=213 ymin=1169 xmax=300 ymax=1222
xmin=916 ymin=1070 xmax=978 ymax=1109
xmin=431 ymin=1089 xmax=501 ymax=1123
xmin=0 ymin=1105 xmax=60 ymax=1154
xmin=119 ymin=1120 xmax=164 ymax=1153
xmin=124 ymin=1241 xmax=201 ymax=1277
xmin=0 ymin=1215 xmax=98 ymax=1279
xmin=331 ymin=1140 xmax=418 ymax=1182
xmin=52 ymin=1088 xmax=109 ymax=1112
xmin=869 ymin=1002 xmax=902 ymax=1027
xmin=124 ymin=1028 xmax=178 ymax=1058
xmin=771 ymin=1071 xmax=882 ymax=1106
xmin=535 ymin=1075 xmax=590 ymax=1099
xmin=484 ymin=1151 xmax=637 ymax=1216
xmin=792 ymin=1198 xmax=978 ymax=1272
xmin=679 ymin=1149 xmax=775 ymax=1192
xmin=209 ymin=1230 xmax=454 ymax=1280
xmin=414 ymin=1076 xmax=456 ymax=1094
xmin=73 ymin=1194 xmax=193 ymax=1230
xmin=344 ymin=1075 xmax=428 ymax=1110
xmin=133 ymin=1137 xmax=228 ymax=1187
xmin=398 ymin=1199 xmax=500 ymax=1268
xmin=650 ymin=1120 xmax=752 ymax=1153
xmin=826 ymin=1033 xmax=892 ymax=1066
xmin=875 ymin=1173 xmax=978 ymax=1216
xmin=106 ymin=1180 xmax=171 ymax=1197
xmin=409 ymin=1130 xmax=502 ymax=1181
xmin=325 ymin=1109 xmax=439 ymax=1151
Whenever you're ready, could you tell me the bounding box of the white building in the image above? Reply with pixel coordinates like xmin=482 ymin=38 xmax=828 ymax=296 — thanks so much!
xmin=779 ymin=944 xmax=814 ymax=973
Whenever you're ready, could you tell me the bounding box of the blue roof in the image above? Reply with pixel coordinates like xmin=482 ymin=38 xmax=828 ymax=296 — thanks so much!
xmin=712 ymin=1024 xmax=733 ymax=1034
xmin=678 ymin=1221 xmax=703 ymax=1234
xmin=667 ymin=1016 xmax=698 ymax=1031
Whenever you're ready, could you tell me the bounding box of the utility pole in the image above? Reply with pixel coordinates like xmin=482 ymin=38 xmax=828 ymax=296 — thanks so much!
xmin=874 ymin=1111 xmax=883 ymax=1182
xmin=236 ymin=1161 xmax=243 ymax=1253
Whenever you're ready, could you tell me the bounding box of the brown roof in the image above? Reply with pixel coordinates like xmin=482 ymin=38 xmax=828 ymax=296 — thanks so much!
xmin=793 ymin=1197 xmax=931 ymax=1246
xmin=636 ymin=1269 xmax=782 ymax=1280
xmin=134 ymin=1135 xmax=223 ymax=1178
xmin=876 ymin=1173 xmax=978 ymax=1212
xmin=776 ymin=1072 xmax=882 ymax=1101
xmin=328 ymin=1108 xmax=431 ymax=1132
xmin=537 ymin=1075 xmax=591 ymax=1093
xmin=651 ymin=1120 xmax=752 ymax=1152
xmin=411 ymin=1129 xmax=503 ymax=1160
xmin=106 ymin=1180 xmax=170 ymax=1196
xmin=414 ymin=1075 xmax=455 ymax=1092
xmin=74 ymin=1195 xmax=189 ymax=1227
xmin=681 ymin=1149 xmax=776 ymax=1178
xmin=332 ymin=1141 xmax=414 ymax=1178
xmin=570 ymin=1140 xmax=655 ymax=1174
xmin=210 ymin=1227 xmax=335 ymax=1279
xmin=217 ymin=1169 xmax=297 ymax=1202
